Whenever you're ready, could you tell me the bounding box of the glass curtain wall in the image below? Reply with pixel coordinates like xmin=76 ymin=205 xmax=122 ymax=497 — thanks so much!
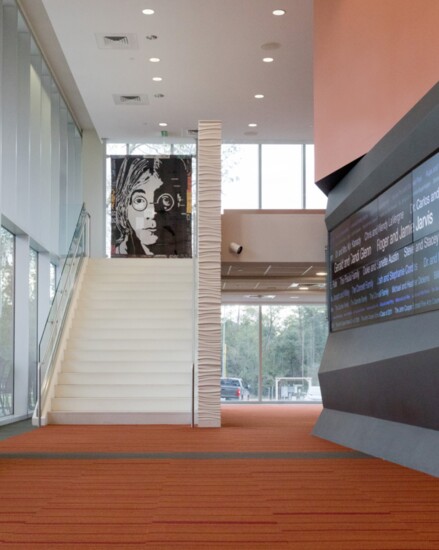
xmin=221 ymin=145 xmax=259 ymax=210
xmin=222 ymin=305 xmax=259 ymax=400
xmin=106 ymin=143 xmax=326 ymax=218
xmin=0 ymin=1 xmax=83 ymax=423
xmin=0 ymin=228 xmax=15 ymax=417
xmin=28 ymin=249 xmax=38 ymax=411
xmin=221 ymin=143 xmax=326 ymax=211
xmin=222 ymin=304 xmax=327 ymax=402
xmin=261 ymin=305 xmax=327 ymax=401
xmin=261 ymin=145 xmax=303 ymax=209
xmin=49 ymin=263 xmax=57 ymax=302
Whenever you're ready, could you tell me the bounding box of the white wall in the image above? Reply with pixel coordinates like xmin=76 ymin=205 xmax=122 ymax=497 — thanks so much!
xmin=82 ymin=129 xmax=105 ymax=257
xmin=1 ymin=2 xmax=82 ymax=255
xmin=221 ymin=210 xmax=327 ymax=263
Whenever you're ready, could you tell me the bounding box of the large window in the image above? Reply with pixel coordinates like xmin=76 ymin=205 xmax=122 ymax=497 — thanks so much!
xmin=106 ymin=142 xmax=326 ymax=216
xmin=0 ymin=228 xmax=15 ymax=417
xmin=0 ymin=0 xmax=82 ymax=423
xmin=222 ymin=306 xmax=259 ymax=400
xmin=28 ymin=248 xmax=38 ymax=411
xmin=261 ymin=305 xmax=327 ymax=401
xmin=305 ymin=145 xmax=327 ymax=209
xmin=261 ymin=145 xmax=303 ymax=209
xmin=222 ymin=304 xmax=327 ymax=402
xmin=49 ymin=262 xmax=57 ymax=302
xmin=221 ymin=145 xmax=259 ymax=211
xmin=128 ymin=143 xmax=171 ymax=155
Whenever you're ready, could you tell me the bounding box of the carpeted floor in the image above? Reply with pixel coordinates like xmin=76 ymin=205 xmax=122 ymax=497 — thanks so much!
xmin=0 ymin=405 xmax=438 ymax=549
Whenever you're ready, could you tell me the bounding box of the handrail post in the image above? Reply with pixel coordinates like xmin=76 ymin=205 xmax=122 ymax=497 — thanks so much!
xmin=191 ymin=363 xmax=195 ymax=428
xmin=37 ymin=362 xmax=41 ymax=427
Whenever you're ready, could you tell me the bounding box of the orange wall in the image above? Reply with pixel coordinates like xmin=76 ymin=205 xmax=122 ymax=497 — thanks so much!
xmin=314 ymin=0 xmax=439 ymax=181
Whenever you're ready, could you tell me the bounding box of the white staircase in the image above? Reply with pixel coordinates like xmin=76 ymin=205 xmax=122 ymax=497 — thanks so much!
xmin=48 ymin=258 xmax=194 ymax=424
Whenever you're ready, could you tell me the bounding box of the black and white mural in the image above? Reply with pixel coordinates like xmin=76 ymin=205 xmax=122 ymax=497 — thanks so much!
xmin=111 ymin=156 xmax=192 ymax=257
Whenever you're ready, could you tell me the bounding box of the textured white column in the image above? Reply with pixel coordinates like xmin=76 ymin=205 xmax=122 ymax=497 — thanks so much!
xmin=197 ymin=121 xmax=222 ymax=427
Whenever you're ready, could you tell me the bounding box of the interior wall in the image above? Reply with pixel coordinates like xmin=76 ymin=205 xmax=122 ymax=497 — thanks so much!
xmin=314 ymin=0 xmax=439 ymax=181
xmin=314 ymin=83 xmax=439 ymax=478
xmin=82 ymin=129 xmax=105 ymax=257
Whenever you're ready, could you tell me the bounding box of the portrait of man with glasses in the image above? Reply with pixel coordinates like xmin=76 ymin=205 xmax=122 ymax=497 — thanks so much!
xmin=111 ymin=156 xmax=192 ymax=258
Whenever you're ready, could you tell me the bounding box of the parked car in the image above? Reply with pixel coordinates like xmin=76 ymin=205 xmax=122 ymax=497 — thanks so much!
xmin=221 ymin=377 xmax=250 ymax=400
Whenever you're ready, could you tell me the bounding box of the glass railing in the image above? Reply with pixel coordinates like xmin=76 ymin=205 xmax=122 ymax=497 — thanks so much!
xmin=36 ymin=205 xmax=90 ymax=426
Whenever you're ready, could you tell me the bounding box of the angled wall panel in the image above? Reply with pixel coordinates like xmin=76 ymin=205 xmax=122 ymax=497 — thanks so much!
xmin=314 ymin=83 xmax=439 ymax=478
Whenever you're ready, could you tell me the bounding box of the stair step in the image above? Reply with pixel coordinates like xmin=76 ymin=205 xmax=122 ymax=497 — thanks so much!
xmin=74 ymin=309 xmax=191 ymax=321
xmin=76 ymin=298 xmax=192 ymax=310
xmin=70 ymin=318 xmax=191 ymax=330
xmin=47 ymin=412 xmax=192 ymax=425
xmin=87 ymin=259 xmax=193 ymax=274
xmin=83 ymin=278 xmax=193 ymax=288
xmin=51 ymin=397 xmax=191 ymax=413
xmin=64 ymin=350 xmax=192 ymax=362
xmin=55 ymin=384 xmax=191 ymax=398
xmin=88 ymin=257 xmax=193 ymax=265
xmin=69 ymin=328 xmax=192 ymax=340
xmin=66 ymin=338 xmax=192 ymax=352
xmin=80 ymin=287 xmax=192 ymax=298
xmin=58 ymin=372 xmax=191 ymax=385
xmin=61 ymin=361 xmax=192 ymax=373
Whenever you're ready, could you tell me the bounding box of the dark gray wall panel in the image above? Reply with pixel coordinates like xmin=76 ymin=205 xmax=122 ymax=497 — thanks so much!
xmin=320 ymin=355 xmax=439 ymax=430
xmin=313 ymin=409 xmax=439 ymax=478
xmin=317 ymin=82 xmax=439 ymax=475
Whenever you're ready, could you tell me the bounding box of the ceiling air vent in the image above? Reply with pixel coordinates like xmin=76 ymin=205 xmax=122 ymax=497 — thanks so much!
xmin=113 ymin=94 xmax=149 ymax=106
xmin=186 ymin=129 xmax=198 ymax=137
xmin=95 ymin=33 xmax=139 ymax=50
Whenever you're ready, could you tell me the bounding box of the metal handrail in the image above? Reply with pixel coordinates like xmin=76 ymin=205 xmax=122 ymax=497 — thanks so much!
xmin=191 ymin=363 xmax=195 ymax=428
xmin=37 ymin=205 xmax=90 ymax=427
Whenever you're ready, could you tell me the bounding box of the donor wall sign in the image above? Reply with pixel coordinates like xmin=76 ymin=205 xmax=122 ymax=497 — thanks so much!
xmin=330 ymin=150 xmax=439 ymax=331
xmin=111 ymin=156 xmax=192 ymax=258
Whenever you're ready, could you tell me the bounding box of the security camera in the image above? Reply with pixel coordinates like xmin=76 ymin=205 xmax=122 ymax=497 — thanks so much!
xmin=229 ymin=242 xmax=243 ymax=255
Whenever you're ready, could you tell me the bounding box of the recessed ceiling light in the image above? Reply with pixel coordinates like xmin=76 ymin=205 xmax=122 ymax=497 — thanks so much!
xmin=254 ymin=94 xmax=264 ymax=99
xmin=273 ymin=9 xmax=286 ymax=16
xmin=152 ymin=77 xmax=162 ymax=82
xmin=142 ymin=8 xmax=155 ymax=15
xmin=316 ymin=272 xmax=327 ymax=277
xmin=289 ymin=283 xmax=299 ymax=288
xmin=245 ymin=295 xmax=276 ymax=299
xmin=149 ymin=57 xmax=160 ymax=63
xmin=159 ymin=122 xmax=167 ymax=127
xmin=299 ymin=286 xmax=309 ymax=291
xmin=248 ymin=123 xmax=258 ymax=128
xmin=263 ymin=57 xmax=274 ymax=63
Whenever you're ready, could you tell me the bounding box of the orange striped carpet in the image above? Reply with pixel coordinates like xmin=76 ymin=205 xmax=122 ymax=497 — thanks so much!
xmin=0 ymin=405 xmax=438 ymax=549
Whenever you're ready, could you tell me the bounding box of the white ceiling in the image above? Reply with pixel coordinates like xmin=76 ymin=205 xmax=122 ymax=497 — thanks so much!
xmin=21 ymin=0 xmax=313 ymax=144
xmin=19 ymin=0 xmax=323 ymax=304
xmin=221 ymin=261 xmax=327 ymax=305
